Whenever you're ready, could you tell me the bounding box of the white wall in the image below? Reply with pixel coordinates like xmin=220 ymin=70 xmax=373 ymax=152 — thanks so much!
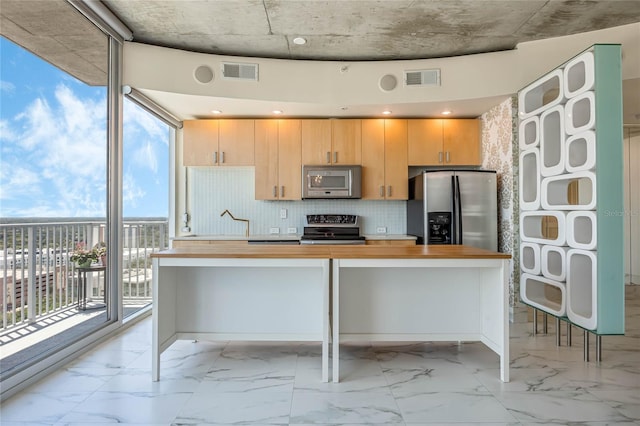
xmin=123 ymin=23 xmax=640 ymax=118
xmin=624 ymin=127 xmax=640 ymax=284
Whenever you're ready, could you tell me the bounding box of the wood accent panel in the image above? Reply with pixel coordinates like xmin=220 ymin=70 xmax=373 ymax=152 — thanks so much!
xmin=365 ymin=240 xmax=416 ymax=246
xmin=183 ymin=120 xmax=218 ymax=166
xmin=172 ymin=240 xmax=248 ymax=248
xmin=408 ymin=119 xmax=443 ymax=165
xmin=152 ymin=244 xmax=510 ymax=259
xmin=301 ymin=119 xmax=332 ymax=165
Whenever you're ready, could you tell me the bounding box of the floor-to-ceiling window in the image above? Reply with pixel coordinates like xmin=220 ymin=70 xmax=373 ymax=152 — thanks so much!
xmin=121 ymin=99 xmax=170 ymax=318
xmin=0 ymin=20 xmax=111 ymax=384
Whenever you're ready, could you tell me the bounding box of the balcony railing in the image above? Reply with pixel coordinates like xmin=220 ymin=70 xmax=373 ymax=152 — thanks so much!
xmin=0 ymin=219 xmax=168 ymax=333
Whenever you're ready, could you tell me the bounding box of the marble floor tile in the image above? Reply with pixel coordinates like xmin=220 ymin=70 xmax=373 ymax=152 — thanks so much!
xmin=57 ymin=391 xmax=192 ymax=423
xmin=0 ymin=392 xmax=88 ymax=423
xmin=290 ymin=389 xmax=403 ymax=424
xmin=3 ymin=288 xmax=639 ymax=425
xmin=174 ymin=391 xmax=291 ymax=424
xmin=493 ymin=389 xmax=630 ymax=423
xmin=395 ymin=390 xmax=519 ymax=423
xmin=197 ymin=366 xmax=296 ymax=393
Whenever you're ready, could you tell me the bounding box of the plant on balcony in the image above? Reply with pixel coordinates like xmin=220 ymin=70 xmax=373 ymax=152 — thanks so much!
xmin=70 ymin=241 xmax=98 ymax=268
xmin=93 ymin=241 xmax=107 ymax=266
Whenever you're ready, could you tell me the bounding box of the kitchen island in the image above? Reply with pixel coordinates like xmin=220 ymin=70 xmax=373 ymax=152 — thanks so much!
xmin=150 ymin=245 xmax=511 ymax=383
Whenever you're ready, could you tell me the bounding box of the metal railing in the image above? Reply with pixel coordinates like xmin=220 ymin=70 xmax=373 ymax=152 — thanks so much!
xmin=0 ymin=218 xmax=168 ymax=332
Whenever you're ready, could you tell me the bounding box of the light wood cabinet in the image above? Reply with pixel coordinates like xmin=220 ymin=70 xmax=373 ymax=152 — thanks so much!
xmin=443 ymin=119 xmax=481 ymax=165
xmin=183 ymin=119 xmax=254 ymax=166
xmin=218 ymin=119 xmax=255 ymax=165
xmin=331 ymin=119 xmax=362 ymax=164
xmin=255 ymin=119 xmax=302 ymax=200
xmin=408 ymin=119 xmax=443 ymax=165
xmin=361 ymin=119 xmax=408 ymax=200
xmin=183 ymin=120 xmax=219 ymax=166
xmin=302 ymin=119 xmax=361 ymax=165
xmin=407 ymin=118 xmax=481 ymax=166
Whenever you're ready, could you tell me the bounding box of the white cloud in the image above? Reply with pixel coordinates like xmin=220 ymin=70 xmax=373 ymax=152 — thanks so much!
xmin=123 ymin=171 xmax=146 ymax=207
xmin=0 ymin=80 xmax=16 ymax=93
xmin=124 ymin=100 xmax=168 ymax=142
xmin=133 ymin=140 xmax=158 ymax=173
xmin=0 ymin=119 xmax=18 ymax=142
xmin=1 ymin=83 xmax=107 ymax=217
xmin=1 ymin=81 xmax=169 ymax=218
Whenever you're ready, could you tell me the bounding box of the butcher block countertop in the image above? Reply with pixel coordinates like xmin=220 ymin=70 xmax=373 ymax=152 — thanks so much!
xmin=152 ymin=245 xmax=511 ymax=260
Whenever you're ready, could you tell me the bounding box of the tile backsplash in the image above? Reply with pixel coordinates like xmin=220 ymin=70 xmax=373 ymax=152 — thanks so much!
xmin=188 ymin=167 xmax=406 ymax=236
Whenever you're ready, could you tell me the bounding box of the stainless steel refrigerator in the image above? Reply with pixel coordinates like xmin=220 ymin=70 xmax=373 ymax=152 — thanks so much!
xmin=407 ymin=170 xmax=498 ymax=251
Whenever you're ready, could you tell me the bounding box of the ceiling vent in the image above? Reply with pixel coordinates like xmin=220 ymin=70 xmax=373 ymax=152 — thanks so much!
xmin=404 ymin=69 xmax=440 ymax=87
xmin=222 ymin=62 xmax=259 ymax=81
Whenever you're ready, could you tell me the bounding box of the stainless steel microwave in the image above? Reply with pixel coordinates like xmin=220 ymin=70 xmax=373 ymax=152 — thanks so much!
xmin=302 ymin=165 xmax=362 ymax=199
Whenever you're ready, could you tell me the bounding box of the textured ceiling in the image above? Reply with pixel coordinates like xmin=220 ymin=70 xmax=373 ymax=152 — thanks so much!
xmin=106 ymin=0 xmax=640 ymax=61
xmin=1 ymin=0 xmax=639 ymax=122
xmin=3 ymin=0 xmax=640 ymax=85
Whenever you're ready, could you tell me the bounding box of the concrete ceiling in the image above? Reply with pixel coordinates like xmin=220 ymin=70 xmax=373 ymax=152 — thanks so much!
xmin=1 ymin=0 xmax=640 ymax=122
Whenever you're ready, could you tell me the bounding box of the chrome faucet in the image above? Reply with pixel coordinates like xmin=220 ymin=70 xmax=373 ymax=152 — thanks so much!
xmin=220 ymin=209 xmax=250 ymax=237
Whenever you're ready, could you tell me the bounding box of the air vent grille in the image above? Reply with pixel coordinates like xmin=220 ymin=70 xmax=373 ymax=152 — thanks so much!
xmin=404 ymin=69 xmax=440 ymax=86
xmin=222 ymin=62 xmax=259 ymax=81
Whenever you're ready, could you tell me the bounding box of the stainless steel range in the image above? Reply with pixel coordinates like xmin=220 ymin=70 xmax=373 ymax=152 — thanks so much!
xmin=299 ymin=214 xmax=366 ymax=245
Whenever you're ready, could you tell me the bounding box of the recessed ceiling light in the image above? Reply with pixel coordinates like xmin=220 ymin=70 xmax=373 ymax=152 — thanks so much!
xmin=211 ymin=110 xmax=222 ymax=114
xmin=382 ymin=110 xmax=392 ymax=115
xmin=272 ymin=110 xmax=283 ymax=115
xmin=441 ymin=110 xmax=452 ymax=115
xmin=293 ymin=37 xmax=307 ymax=45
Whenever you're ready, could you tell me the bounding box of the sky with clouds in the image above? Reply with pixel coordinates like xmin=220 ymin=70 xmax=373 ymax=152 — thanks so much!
xmin=0 ymin=37 xmax=169 ymax=218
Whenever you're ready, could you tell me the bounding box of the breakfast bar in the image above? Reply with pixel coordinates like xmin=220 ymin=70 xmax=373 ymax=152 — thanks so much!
xmin=150 ymin=245 xmax=511 ymax=383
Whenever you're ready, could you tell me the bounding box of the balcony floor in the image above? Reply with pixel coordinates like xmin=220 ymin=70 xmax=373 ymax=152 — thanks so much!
xmin=0 ymin=304 xmax=147 ymax=378
xmin=1 ymin=286 xmax=639 ymax=425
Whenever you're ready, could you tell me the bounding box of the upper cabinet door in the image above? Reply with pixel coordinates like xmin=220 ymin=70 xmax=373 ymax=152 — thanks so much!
xmin=443 ymin=119 xmax=481 ymax=166
xmin=408 ymin=119 xmax=443 ymax=166
xmin=254 ymin=119 xmax=279 ymax=200
xmin=301 ymin=120 xmax=332 ymax=165
xmin=331 ymin=119 xmax=362 ymax=165
xmin=361 ymin=119 xmax=386 ymax=199
xmin=183 ymin=120 xmax=219 ymax=166
xmin=384 ymin=119 xmax=408 ymax=200
xmin=218 ymin=119 xmax=255 ymax=166
xmin=278 ymin=120 xmax=302 ymax=200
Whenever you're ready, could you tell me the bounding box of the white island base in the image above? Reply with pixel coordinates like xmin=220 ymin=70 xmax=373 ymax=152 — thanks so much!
xmin=152 ymin=257 xmax=330 ymax=382
xmin=332 ymin=258 xmax=510 ymax=383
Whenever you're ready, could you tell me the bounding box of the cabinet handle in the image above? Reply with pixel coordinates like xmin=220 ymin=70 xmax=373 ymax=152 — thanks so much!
xmin=379 ymin=185 xmax=384 ymax=197
xmin=326 ymin=152 xmax=331 ymax=164
xmin=445 ymin=151 xmax=450 ymax=163
xmin=280 ymin=186 xmax=284 ymax=197
xmin=273 ymin=186 xmax=277 ymax=197
xmin=387 ymin=186 xmax=392 ymax=197
xmin=214 ymin=151 xmax=218 ymax=164
xmin=438 ymin=152 xmax=443 ymax=163
xmin=334 ymin=152 xmax=338 ymax=163
xmin=221 ymin=151 xmax=225 ymax=163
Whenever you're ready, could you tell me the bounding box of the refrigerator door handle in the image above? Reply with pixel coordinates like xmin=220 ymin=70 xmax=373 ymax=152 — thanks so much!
xmin=456 ymin=175 xmax=463 ymax=245
xmin=450 ymin=176 xmax=457 ymax=244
